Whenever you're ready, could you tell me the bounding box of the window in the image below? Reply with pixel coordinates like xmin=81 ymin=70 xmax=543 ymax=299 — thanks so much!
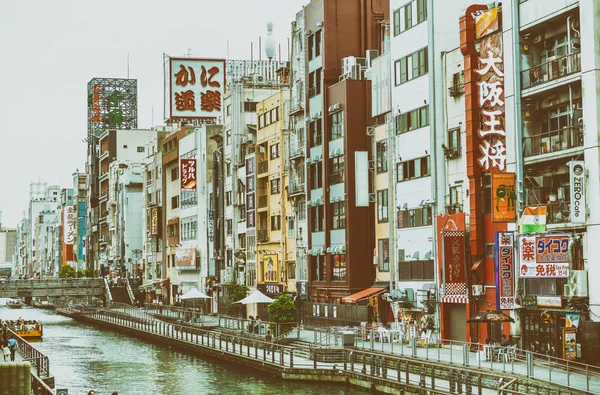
xmin=181 ymin=191 xmax=198 ymax=208
xmin=288 ymin=262 xmax=296 ymax=279
xmin=311 ymin=255 xmax=326 ymax=282
xmin=171 ymin=195 xmax=179 ymax=209
xmin=449 ymin=72 xmax=465 ymax=96
xmin=239 ymin=205 xmax=246 ymax=220
xmin=377 ymin=189 xmax=389 ymax=223
xmin=332 ymin=254 xmax=346 ymax=281
xmin=329 ymin=111 xmax=344 ymax=140
xmin=309 ymin=120 xmax=322 ymax=147
xmin=137 ymin=146 xmax=144 ymax=153
xmin=395 ymin=105 xmax=429 ymax=134
xmin=311 ymin=205 xmax=324 ymax=232
xmin=447 ymin=127 xmax=460 ymax=153
xmin=310 ymin=161 xmax=323 ymax=189
xmin=393 ymin=8 xmax=401 ymax=36
xmin=258 ymin=114 xmax=264 ymax=129
xmin=376 ymin=140 xmax=387 ymax=173
xmin=308 ymin=30 xmax=322 ymax=60
xmin=123 ymin=144 xmax=128 ymax=149
xmin=331 ymin=202 xmax=346 ymax=229
xmin=226 ymin=162 xmax=231 ymax=177
xmin=398 ymin=260 xmax=434 ymax=281
xmin=171 ymin=167 xmax=179 ymax=181
xmin=270 ymin=178 xmax=281 ymax=194
xmin=244 ymin=101 xmax=257 ymax=112
xmin=288 ymin=216 xmax=296 ymax=238
xmin=180 ymin=216 xmax=197 ymax=241
xmin=226 ymin=104 xmax=231 ymax=116
xmin=271 ymin=215 xmax=281 ymax=231
xmin=448 ymin=185 xmax=462 ymax=211
xmin=378 ymin=238 xmax=390 ymax=272
xmin=226 ymin=219 xmax=233 ymax=235
xmin=226 ymin=191 xmax=232 ymax=206
xmin=328 ymin=156 xmax=345 ymax=184
xmin=298 ymin=197 xmax=307 ymax=221
xmin=238 ymin=234 xmax=246 ymax=249
xmin=416 ymin=0 xmax=427 ymax=23
xmin=397 ymin=206 xmax=432 ymax=228
xmin=396 ymin=156 xmax=430 ymax=181
xmin=308 ymin=69 xmax=321 ymax=97
xmin=394 ymin=47 xmax=428 ymax=86
xmin=485 ymin=243 xmax=495 ymax=258
xmin=270 ymin=143 xmax=280 ymax=160
xmin=226 ymin=130 xmax=231 ymax=145
xmin=403 ymin=2 xmax=413 ymax=31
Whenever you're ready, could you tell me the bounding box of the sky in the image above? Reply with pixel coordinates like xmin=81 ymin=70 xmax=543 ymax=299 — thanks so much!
xmin=0 ymin=0 xmax=307 ymax=228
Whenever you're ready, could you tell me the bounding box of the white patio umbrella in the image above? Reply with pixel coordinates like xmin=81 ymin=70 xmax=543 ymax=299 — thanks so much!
xmin=180 ymin=287 xmax=212 ymax=300
xmin=233 ymin=289 xmax=274 ymax=305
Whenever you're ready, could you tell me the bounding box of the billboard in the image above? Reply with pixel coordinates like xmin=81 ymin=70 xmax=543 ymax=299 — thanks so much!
xmin=518 ymin=234 xmax=569 ymax=278
xmin=87 ymin=78 xmax=138 ymax=135
xmin=246 ymin=155 xmax=256 ymax=229
xmin=569 ymin=161 xmax=585 ymax=223
xmin=263 ymin=254 xmax=278 ymax=283
xmin=442 ymin=230 xmax=467 ymax=294
xmin=63 ymin=205 xmax=75 ymax=245
xmin=495 ymin=232 xmax=515 ymax=310
xmin=176 ymin=247 xmax=197 ymax=271
xmin=149 ymin=207 xmax=160 ymax=236
xmin=168 ymin=57 xmax=226 ymax=120
xmin=492 ymin=173 xmax=516 ymax=222
xmin=180 ymin=158 xmax=197 ymax=192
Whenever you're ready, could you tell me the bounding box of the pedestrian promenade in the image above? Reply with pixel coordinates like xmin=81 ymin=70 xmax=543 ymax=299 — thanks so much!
xmin=60 ymin=303 xmax=597 ymax=394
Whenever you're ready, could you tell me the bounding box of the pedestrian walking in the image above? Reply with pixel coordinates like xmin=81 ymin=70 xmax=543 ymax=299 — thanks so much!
xmin=265 ymin=329 xmax=273 ymax=355
xmin=2 ymin=339 xmax=10 ymax=362
xmin=7 ymin=336 xmax=17 ymax=361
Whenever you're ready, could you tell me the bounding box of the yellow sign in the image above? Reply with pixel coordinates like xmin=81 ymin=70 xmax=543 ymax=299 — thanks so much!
xmin=263 ymin=255 xmax=278 ymax=283
xmin=475 ymin=7 xmax=499 ymax=39
xmin=150 ymin=207 xmax=159 ymax=236
xmin=492 ymin=173 xmax=516 ymax=222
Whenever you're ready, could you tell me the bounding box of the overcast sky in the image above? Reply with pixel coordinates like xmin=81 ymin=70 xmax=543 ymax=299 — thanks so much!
xmin=0 ymin=0 xmax=306 ymax=228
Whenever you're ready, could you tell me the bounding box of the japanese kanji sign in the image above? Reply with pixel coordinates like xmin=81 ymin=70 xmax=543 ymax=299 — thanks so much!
xmin=263 ymin=254 xmax=279 ymax=283
xmin=494 ymin=232 xmax=515 ymax=309
xmin=180 ymin=158 xmax=197 ymax=192
xmin=246 ymin=155 xmax=256 ymax=229
xmin=442 ymin=230 xmax=466 ymax=293
xmin=169 ymin=58 xmax=225 ymax=119
xmin=491 ymin=173 xmax=516 ymax=222
xmin=149 ymin=207 xmax=160 ymax=236
xmin=518 ymin=234 xmax=569 ymax=278
xmin=476 ymin=31 xmax=505 ymax=172
xmin=63 ymin=205 xmax=75 ymax=245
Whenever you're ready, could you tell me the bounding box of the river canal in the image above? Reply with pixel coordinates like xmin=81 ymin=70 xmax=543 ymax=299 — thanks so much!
xmin=1 ymin=302 xmax=364 ymax=395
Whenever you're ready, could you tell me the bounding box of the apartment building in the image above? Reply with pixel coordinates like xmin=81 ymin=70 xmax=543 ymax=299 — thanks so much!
xmin=301 ymin=0 xmax=388 ymax=305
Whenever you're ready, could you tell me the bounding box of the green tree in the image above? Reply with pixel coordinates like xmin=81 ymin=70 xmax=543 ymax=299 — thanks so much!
xmin=267 ymin=294 xmax=297 ymax=323
xmin=59 ymin=264 xmax=76 ymax=278
xmin=224 ymin=284 xmax=249 ymax=316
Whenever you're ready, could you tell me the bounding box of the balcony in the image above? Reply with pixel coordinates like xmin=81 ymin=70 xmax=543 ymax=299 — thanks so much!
xmin=448 ymin=84 xmax=464 ymax=97
xmin=523 ymin=126 xmax=583 ymax=158
xmin=289 ymin=139 xmax=305 ymax=159
xmin=547 ymin=200 xmax=571 ymax=225
xmin=257 ymin=160 xmax=269 ymax=175
xmin=258 ymin=195 xmax=268 ymax=209
xmin=289 ymin=97 xmax=304 ymax=116
xmin=257 ymin=229 xmax=269 ymax=243
xmin=522 ymin=52 xmax=581 ymax=90
xmin=288 ymin=179 xmax=305 ymax=196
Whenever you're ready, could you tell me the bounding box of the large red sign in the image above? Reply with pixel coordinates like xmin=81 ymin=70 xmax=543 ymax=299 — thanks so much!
xmin=443 ymin=231 xmax=466 ymax=290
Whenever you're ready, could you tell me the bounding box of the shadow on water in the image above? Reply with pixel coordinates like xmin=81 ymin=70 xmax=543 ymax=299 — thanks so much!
xmin=1 ymin=306 xmax=366 ymax=395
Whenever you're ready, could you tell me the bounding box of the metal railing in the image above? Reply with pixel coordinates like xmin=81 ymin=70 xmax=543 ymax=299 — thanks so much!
xmin=289 ymin=139 xmax=305 ymax=158
xmin=523 ymin=126 xmax=583 ymax=157
xmin=257 ymin=229 xmax=269 ymax=243
xmin=70 ymin=309 xmax=585 ymax=395
xmin=257 ymin=160 xmax=269 ymax=175
xmin=288 ymin=178 xmax=305 ymax=195
xmin=521 ymin=51 xmax=581 ymax=89
xmin=546 ymin=200 xmax=571 ymax=224
xmin=8 ymin=328 xmax=50 ymax=378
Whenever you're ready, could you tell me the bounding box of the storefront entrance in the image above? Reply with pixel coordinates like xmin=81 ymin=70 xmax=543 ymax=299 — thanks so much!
xmin=444 ymin=304 xmax=467 ymax=342
xmin=522 ymin=309 xmax=567 ymax=356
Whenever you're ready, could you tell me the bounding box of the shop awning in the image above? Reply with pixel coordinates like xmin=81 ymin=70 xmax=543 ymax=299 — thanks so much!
xmin=161 ymin=278 xmax=171 ymax=288
xmin=471 ymin=258 xmax=484 ymax=271
xmin=342 ymin=287 xmax=387 ymax=304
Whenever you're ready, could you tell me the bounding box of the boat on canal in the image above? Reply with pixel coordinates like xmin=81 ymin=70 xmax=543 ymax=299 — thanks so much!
xmin=7 ymin=299 xmax=23 ymax=309
xmin=14 ymin=320 xmax=43 ymax=340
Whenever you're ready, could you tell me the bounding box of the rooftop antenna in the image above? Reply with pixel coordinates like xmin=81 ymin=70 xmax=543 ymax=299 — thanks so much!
xmin=265 ymin=21 xmax=276 ymax=61
xmin=185 ymin=48 xmax=195 ymax=57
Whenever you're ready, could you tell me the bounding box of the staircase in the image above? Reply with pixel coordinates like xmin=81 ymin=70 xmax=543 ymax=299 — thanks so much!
xmin=110 ymin=286 xmax=133 ymax=305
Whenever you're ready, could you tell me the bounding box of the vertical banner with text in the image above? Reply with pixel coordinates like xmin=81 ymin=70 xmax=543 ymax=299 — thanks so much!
xmin=442 ymin=230 xmax=467 ymax=295
xmin=180 ymin=158 xmax=197 ymax=192
xmin=494 ymin=232 xmax=515 ymax=310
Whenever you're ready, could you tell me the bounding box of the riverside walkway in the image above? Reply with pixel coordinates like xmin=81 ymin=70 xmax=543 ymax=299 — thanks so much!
xmin=56 ymin=303 xmax=598 ymax=395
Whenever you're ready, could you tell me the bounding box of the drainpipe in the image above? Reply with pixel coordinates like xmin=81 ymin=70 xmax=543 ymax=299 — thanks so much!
xmin=426 ymin=0 xmax=442 ymax=332
xmin=512 ymin=0 xmax=524 ymax=341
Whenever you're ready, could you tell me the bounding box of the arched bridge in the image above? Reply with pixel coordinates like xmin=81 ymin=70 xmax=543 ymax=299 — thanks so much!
xmin=0 ymin=278 xmax=106 ymax=298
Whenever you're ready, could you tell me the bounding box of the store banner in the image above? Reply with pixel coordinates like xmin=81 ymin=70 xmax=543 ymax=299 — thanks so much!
xmin=518 ymin=234 xmax=569 ymax=278
xmin=176 ymin=247 xmax=197 ymax=270
xmin=180 ymin=158 xmax=197 ymax=192
xmin=569 ymin=161 xmax=586 ymax=223
xmin=492 ymin=173 xmax=516 ymax=222
xmin=494 ymin=232 xmax=515 ymax=310
xmin=442 ymin=230 xmax=467 ymax=295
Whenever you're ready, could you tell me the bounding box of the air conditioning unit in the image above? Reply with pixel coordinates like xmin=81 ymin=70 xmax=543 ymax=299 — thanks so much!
xmin=342 ymin=56 xmax=357 ymax=76
xmin=317 ymin=21 xmax=323 ymax=28
xmin=236 ymin=271 xmax=246 ymax=286
xmin=472 ymin=285 xmax=485 ymax=296
xmin=568 ymin=270 xmax=588 ymax=296
xmin=366 ymin=49 xmax=379 ymax=66
xmin=350 ymin=64 xmax=363 ymax=80
xmin=246 ymin=133 xmax=255 ymax=143
xmin=253 ymin=74 xmax=264 ymax=84
xmin=328 ymin=103 xmax=340 ymax=112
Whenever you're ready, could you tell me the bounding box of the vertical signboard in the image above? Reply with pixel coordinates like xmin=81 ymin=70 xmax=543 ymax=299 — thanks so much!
xmin=494 ymin=232 xmax=515 ymax=310
xmin=518 ymin=234 xmax=569 ymax=278
xmin=355 ymin=151 xmax=369 ymax=207
xmin=169 ymin=58 xmax=226 ymax=120
xmin=149 ymin=207 xmax=160 ymax=236
xmin=180 ymin=158 xmax=197 ymax=192
xmin=246 ymin=156 xmax=256 ymax=228
xmin=475 ymin=8 xmax=506 ymax=173
xmin=569 ymin=161 xmax=585 ymax=223
xmin=442 ymin=230 xmax=467 ymax=295
xmin=491 ymin=173 xmax=516 ymax=222
xmin=64 ymin=206 xmax=75 ymax=245
xmin=263 ymin=255 xmax=278 ymax=283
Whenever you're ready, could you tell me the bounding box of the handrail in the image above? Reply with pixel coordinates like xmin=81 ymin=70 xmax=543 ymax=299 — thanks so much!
xmin=7 ymin=328 xmax=50 ymax=378
xmin=523 ymin=125 xmax=582 ymax=157
xmin=125 ymin=279 xmax=135 ymax=305
xmin=521 ymin=51 xmax=581 ymax=89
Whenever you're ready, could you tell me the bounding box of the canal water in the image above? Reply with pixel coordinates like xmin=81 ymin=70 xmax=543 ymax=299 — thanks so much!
xmin=1 ymin=302 xmax=364 ymax=395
